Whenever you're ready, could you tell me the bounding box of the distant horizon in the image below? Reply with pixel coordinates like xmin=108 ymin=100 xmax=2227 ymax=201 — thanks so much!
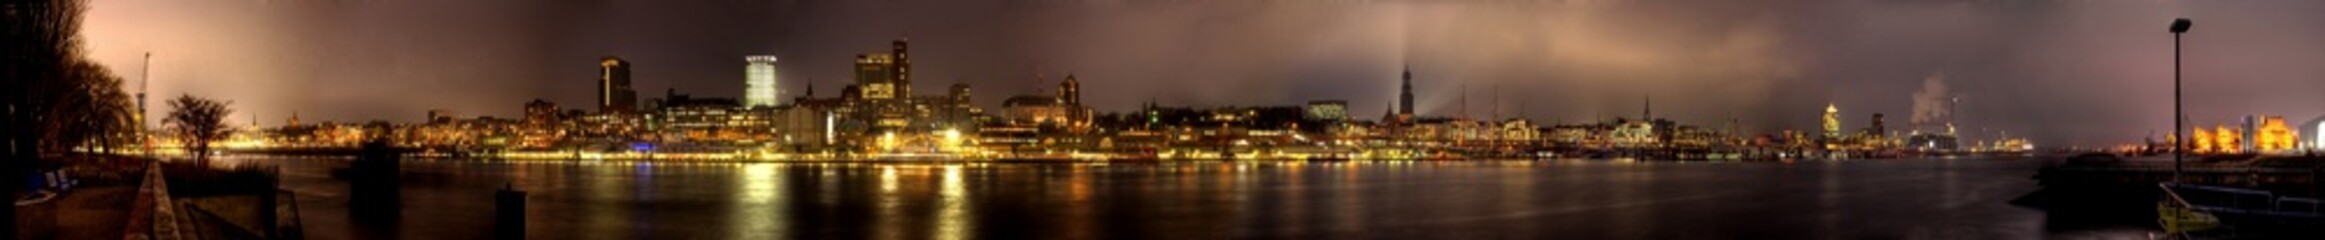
xmin=77 ymin=0 xmax=2325 ymax=147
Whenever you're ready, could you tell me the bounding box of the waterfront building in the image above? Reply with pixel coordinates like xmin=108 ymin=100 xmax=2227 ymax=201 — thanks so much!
xmin=1001 ymin=75 xmax=1093 ymax=128
xmin=524 ymin=99 xmax=558 ymax=128
xmin=744 ymin=55 xmax=779 ymax=108
xmin=1306 ymin=100 xmax=1348 ymax=122
xmin=2217 ymin=125 xmax=2243 ymax=153
xmin=856 ymin=54 xmax=900 ymax=100
xmin=855 ymin=40 xmax=913 ymax=100
xmin=775 ymin=99 xmax=843 ymax=150
xmin=2253 ymin=115 xmax=2297 ymax=151
xmin=599 ymin=56 xmax=637 ymax=113
xmin=756 ymin=39 xmax=986 ymax=153
xmin=655 ymin=89 xmax=744 ymax=142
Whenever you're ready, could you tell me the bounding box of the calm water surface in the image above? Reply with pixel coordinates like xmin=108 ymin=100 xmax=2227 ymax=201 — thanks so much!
xmin=226 ymin=157 xmax=2156 ymax=239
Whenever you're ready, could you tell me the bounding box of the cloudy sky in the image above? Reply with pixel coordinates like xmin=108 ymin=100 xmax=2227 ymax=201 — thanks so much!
xmin=79 ymin=0 xmax=2325 ymax=146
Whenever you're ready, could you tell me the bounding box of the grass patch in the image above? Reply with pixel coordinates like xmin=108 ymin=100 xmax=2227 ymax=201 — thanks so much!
xmin=159 ymin=161 xmax=280 ymax=197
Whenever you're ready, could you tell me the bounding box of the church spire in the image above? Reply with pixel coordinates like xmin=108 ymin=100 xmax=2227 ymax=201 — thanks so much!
xmin=1398 ymin=65 xmax=1414 ymax=115
xmin=1643 ymin=94 xmax=1652 ymax=120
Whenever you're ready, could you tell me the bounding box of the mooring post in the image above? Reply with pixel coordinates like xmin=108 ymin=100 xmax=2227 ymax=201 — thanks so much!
xmin=496 ymin=183 xmax=527 ymax=239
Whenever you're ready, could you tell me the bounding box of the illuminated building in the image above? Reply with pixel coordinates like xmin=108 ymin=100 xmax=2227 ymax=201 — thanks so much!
xmin=758 ymin=39 xmax=987 ymax=153
xmin=599 ymin=56 xmax=637 ymax=113
xmin=1613 ymin=120 xmax=1657 ymax=146
xmin=1822 ymin=103 xmax=1840 ymax=139
xmin=854 ymin=39 xmax=913 ymax=100
xmin=2192 ymin=127 xmax=2216 ymax=153
xmin=855 ymin=54 xmax=898 ymax=99
xmin=2214 ymin=125 xmax=2242 ymax=153
xmin=520 ymin=99 xmax=561 ymax=148
xmin=1495 ymin=119 xmax=1539 ymax=141
xmin=1001 ymin=76 xmax=1091 ymax=128
xmin=2253 ymin=115 xmax=2297 ymax=151
xmin=656 ymin=90 xmax=740 ymax=129
xmin=938 ymin=83 xmax=986 ymax=130
xmin=1906 ymin=134 xmax=1959 ymax=151
xmin=1305 ymin=100 xmax=1348 ymax=122
xmin=775 ymin=99 xmax=842 ymax=148
xmin=1005 ymin=96 xmax=1072 ymax=125
xmin=523 ymin=99 xmax=557 ymax=129
xmin=744 ymin=55 xmax=779 ymax=108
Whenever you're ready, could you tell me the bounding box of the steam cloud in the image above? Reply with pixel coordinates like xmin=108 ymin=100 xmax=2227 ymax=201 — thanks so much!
xmin=1910 ymin=73 xmax=1951 ymax=132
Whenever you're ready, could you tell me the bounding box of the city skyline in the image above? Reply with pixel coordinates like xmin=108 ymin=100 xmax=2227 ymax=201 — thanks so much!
xmin=73 ymin=0 xmax=2325 ymax=146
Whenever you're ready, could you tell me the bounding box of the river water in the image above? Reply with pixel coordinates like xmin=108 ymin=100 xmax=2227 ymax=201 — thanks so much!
xmin=224 ymin=157 xmax=2156 ymax=239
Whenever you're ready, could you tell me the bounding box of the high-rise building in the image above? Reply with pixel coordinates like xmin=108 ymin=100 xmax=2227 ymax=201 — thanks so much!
xmin=744 ymin=55 xmax=779 ymax=108
xmin=1822 ymin=103 xmax=1840 ymax=138
xmin=855 ymin=53 xmax=897 ymax=99
xmin=1399 ymin=66 xmax=1415 ymax=116
xmin=599 ymin=56 xmax=636 ymax=113
xmin=1059 ymin=74 xmax=1080 ymax=106
xmin=891 ymin=39 xmax=912 ymax=98
xmin=851 ymin=39 xmax=915 ymax=100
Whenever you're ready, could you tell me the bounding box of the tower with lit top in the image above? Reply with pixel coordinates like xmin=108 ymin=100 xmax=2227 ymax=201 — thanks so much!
xmin=1822 ymin=103 xmax=1841 ymax=139
xmin=744 ymin=55 xmax=779 ymax=108
xmin=598 ymin=56 xmax=635 ymax=113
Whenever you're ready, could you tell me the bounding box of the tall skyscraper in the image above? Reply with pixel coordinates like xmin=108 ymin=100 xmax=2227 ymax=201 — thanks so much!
xmin=854 ymin=53 xmax=898 ymax=99
xmin=745 ymin=55 xmax=779 ymax=108
xmin=891 ymin=39 xmax=912 ymax=98
xmin=853 ymin=39 xmax=916 ymax=100
xmin=1399 ymin=66 xmax=1414 ymax=115
xmin=599 ymin=56 xmax=636 ymax=113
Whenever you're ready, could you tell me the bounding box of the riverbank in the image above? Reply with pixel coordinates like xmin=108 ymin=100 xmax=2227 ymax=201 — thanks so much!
xmin=15 ymin=155 xmax=301 ymax=240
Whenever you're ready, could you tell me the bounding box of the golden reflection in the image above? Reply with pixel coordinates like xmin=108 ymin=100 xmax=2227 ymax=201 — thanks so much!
xmin=934 ymin=165 xmax=968 ymax=240
xmin=875 ymin=165 xmax=902 ymax=240
xmin=881 ymin=166 xmax=899 ymax=193
xmin=731 ymin=164 xmax=788 ymax=239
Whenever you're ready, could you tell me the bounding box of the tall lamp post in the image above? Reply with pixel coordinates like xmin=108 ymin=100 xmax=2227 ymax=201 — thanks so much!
xmin=2171 ymin=18 xmax=2191 ymax=182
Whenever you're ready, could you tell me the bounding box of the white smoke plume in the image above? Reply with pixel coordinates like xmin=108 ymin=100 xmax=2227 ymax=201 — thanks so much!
xmin=1910 ymin=73 xmax=1952 ymax=131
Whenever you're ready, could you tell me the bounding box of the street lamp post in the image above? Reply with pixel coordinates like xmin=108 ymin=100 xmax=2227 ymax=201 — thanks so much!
xmin=2171 ymin=18 xmax=2191 ymax=182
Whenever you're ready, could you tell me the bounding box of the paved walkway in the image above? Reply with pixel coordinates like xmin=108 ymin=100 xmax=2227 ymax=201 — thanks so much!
xmin=50 ymin=186 xmax=137 ymax=240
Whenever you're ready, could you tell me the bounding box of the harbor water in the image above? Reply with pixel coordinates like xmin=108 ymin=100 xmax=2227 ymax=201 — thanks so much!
xmin=223 ymin=157 xmax=2157 ymax=239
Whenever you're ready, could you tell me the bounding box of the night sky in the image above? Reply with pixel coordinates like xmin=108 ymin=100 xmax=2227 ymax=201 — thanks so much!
xmin=79 ymin=0 xmax=2325 ymax=147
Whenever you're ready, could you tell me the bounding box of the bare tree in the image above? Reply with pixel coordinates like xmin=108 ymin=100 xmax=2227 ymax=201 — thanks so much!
xmin=5 ymin=0 xmax=97 ymax=230
xmin=167 ymin=94 xmax=233 ymax=162
xmin=38 ymin=59 xmax=135 ymax=154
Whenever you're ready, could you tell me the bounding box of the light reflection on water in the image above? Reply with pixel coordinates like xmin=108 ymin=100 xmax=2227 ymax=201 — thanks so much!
xmin=222 ymin=158 xmax=2157 ymax=240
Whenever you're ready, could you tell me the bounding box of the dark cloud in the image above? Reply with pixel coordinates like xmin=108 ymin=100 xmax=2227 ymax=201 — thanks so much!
xmin=80 ymin=0 xmax=2325 ymax=146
